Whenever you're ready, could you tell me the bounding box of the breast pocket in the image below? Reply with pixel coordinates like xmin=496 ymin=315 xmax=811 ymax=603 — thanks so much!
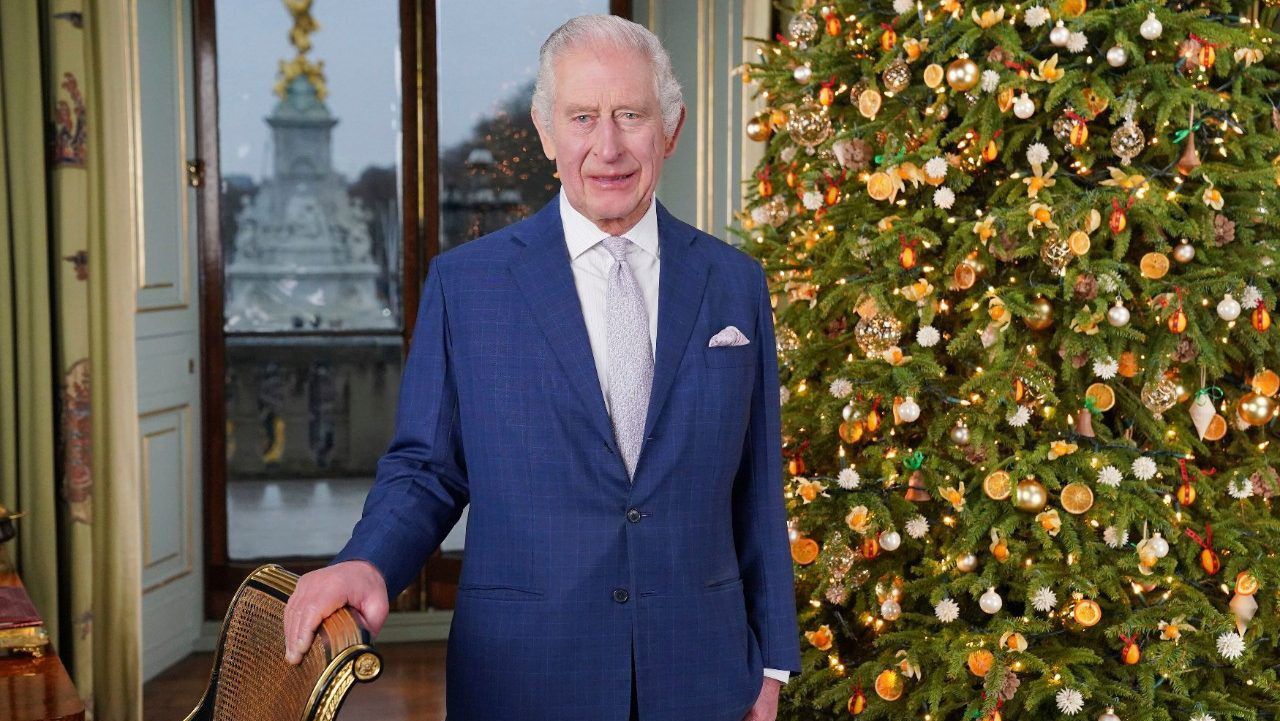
xmin=704 ymin=343 xmax=756 ymax=368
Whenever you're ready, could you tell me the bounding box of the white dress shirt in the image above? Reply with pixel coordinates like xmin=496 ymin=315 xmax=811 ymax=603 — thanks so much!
xmin=558 ymin=188 xmax=791 ymax=686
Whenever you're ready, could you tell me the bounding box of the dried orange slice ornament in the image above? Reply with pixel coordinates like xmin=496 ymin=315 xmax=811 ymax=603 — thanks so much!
xmin=1085 ymin=383 xmax=1116 ymax=411
xmin=791 ymin=536 xmax=819 ymax=565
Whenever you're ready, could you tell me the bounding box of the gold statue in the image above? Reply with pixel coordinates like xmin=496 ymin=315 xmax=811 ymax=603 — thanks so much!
xmin=274 ymin=0 xmax=328 ymax=101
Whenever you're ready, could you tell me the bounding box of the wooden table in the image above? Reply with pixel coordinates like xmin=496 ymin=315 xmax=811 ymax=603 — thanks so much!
xmin=0 ymin=571 xmax=85 ymax=721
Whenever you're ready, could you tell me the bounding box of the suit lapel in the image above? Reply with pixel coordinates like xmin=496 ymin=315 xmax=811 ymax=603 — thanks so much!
xmin=641 ymin=202 xmax=708 ymax=448
xmin=509 ymin=197 xmax=617 ymax=449
xmin=508 ymin=196 xmax=710 ymax=474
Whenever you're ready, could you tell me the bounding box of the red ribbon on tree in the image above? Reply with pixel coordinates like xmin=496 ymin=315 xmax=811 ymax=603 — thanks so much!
xmin=783 ymin=438 xmax=811 ymax=461
xmin=1065 ymin=109 xmax=1089 ymax=125
xmin=1185 ymin=523 xmax=1214 ymax=551
xmin=1178 ymin=457 xmax=1191 ymax=482
xmin=1189 ymin=32 xmax=1221 ymax=48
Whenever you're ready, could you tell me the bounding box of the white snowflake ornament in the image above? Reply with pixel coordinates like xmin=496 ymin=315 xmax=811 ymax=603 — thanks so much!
xmin=1132 ymin=456 xmax=1158 ymax=481
xmin=916 ymin=325 xmax=941 ymax=347
xmin=934 ymin=186 xmax=956 ymax=209
xmin=1056 ymin=688 xmax=1085 ymax=715
xmin=829 ymin=378 xmax=853 ymax=399
xmin=1007 ymin=405 xmax=1032 ymax=428
xmin=893 ymin=0 xmax=914 ymax=13
xmin=1104 ymin=526 xmax=1129 ymax=549
xmin=1026 ymin=142 xmax=1050 ymax=166
xmin=934 ymin=598 xmax=960 ymax=623
xmin=1066 ymin=31 xmax=1088 ymax=53
xmin=980 ymin=69 xmax=1000 ymax=93
xmin=1098 ymin=465 xmax=1123 ymax=488
xmin=1242 ymin=285 xmax=1263 ymax=310
xmin=779 ymin=386 xmax=791 ymax=405
xmin=802 ymin=191 xmax=824 ymax=210
xmin=1093 ymin=357 xmax=1119 ymax=379
xmin=1217 ymin=631 xmax=1246 ymax=661
xmin=1031 ymin=586 xmax=1057 ymax=613
xmin=1229 ymin=478 xmax=1254 ymax=499
xmin=905 ymin=515 xmax=930 ymax=539
xmin=837 ymin=467 xmax=861 ymax=490
xmin=1025 ymin=6 xmax=1050 ymax=27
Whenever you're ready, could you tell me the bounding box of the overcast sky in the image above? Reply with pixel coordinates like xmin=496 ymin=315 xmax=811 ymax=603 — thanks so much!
xmin=216 ymin=0 xmax=607 ymax=182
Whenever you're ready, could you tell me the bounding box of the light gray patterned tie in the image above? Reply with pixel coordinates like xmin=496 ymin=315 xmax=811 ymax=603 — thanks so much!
xmin=602 ymin=235 xmax=653 ymax=481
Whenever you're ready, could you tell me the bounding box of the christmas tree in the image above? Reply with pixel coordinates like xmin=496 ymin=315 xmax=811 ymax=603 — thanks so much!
xmin=738 ymin=2 xmax=1280 ymax=721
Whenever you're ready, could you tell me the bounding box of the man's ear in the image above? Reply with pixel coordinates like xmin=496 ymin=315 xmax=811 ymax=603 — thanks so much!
xmin=663 ymin=105 xmax=687 ymax=158
xmin=531 ymin=108 xmax=557 ymax=161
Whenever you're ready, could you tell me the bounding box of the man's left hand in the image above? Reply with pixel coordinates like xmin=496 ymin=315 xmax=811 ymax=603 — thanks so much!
xmin=742 ymin=677 xmax=782 ymax=721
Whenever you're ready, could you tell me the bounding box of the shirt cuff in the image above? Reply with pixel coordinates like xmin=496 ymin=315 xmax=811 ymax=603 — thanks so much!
xmin=763 ymin=667 xmax=790 ymax=684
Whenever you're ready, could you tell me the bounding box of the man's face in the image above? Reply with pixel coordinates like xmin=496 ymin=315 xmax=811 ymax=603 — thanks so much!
xmin=533 ymin=43 xmax=684 ymax=236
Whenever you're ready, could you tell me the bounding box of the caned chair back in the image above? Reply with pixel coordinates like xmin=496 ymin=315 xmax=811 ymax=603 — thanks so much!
xmin=183 ymin=564 xmax=382 ymax=721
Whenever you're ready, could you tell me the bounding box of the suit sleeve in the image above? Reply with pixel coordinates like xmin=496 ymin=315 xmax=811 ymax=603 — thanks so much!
xmin=330 ymin=258 xmax=469 ymax=599
xmin=732 ymin=262 xmax=803 ymax=675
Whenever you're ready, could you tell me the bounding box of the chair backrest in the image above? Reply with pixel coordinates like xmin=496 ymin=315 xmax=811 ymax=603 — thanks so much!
xmin=183 ymin=564 xmax=382 ymax=721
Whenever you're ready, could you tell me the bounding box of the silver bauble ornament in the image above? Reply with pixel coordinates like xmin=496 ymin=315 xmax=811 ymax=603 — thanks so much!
xmin=1149 ymin=532 xmax=1170 ymax=558
xmin=979 ymin=587 xmax=1003 ymax=614
xmin=881 ymin=598 xmax=902 ymax=621
xmin=793 ymin=64 xmax=813 ymax=84
xmin=1106 ymin=45 xmax=1129 ymax=67
xmin=1049 ymin=21 xmax=1070 ymax=47
xmin=879 ymin=530 xmax=902 ymax=552
xmin=1139 ymin=12 xmax=1163 ymax=40
xmin=1098 ymin=708 xmax=1122 ymax=721
xmin=950 ymin=421 xmax=971 ymax=445
xmin=1013 ymin=93 xmax=1036 ymax=119
xmin=1218 ymin=294 xmax=1242 ymax=321
xmin=788 ymin=11 xmax=820 ymax=45
xmin=898 ymin=397 xmax=921 ymax=423
xmin=1173 ymin=242 xmax=1195 ymax=264
xmin=956 ymin=553 xmax=978 ymax=572
xmin=1108 ymin=300 xmax=1131 ymax=327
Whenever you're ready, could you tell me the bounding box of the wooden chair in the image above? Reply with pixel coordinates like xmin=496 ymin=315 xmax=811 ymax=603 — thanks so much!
xmin=183 ymin=564 xmax=383 ymax=721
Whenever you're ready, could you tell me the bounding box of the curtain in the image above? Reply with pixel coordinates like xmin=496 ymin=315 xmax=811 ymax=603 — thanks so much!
xmin=0 ymin=1 xmax=143 ymax=718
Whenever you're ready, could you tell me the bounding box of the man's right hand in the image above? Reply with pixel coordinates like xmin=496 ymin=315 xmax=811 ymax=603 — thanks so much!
xmin=282 ymin=559 xmax=390 ymax=665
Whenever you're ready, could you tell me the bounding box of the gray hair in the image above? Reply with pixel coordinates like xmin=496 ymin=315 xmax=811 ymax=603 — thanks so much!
xmin=532 ymin=15 xmax=684 ymax=138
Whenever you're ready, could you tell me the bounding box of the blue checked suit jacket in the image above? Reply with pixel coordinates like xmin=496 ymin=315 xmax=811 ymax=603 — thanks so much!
xmin=332 ymin=195 xmax=802 ymax=721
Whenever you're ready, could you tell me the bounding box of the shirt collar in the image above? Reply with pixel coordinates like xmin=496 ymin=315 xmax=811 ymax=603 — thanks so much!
xmin=559 ymin=187 xmax=659 ymax=261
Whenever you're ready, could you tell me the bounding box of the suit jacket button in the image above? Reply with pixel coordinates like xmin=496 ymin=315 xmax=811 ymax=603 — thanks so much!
xmin=626 ymin=508 xmax=642 ymax=523
xmin=612 ymin=587 xmax=629 ymax=603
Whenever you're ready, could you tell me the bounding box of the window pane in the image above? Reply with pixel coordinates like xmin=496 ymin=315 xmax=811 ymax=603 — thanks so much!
xmin=436 ymin=1 xmax=610 ymax=253
xmin=215 ymin=0 xmax=403 ymax=561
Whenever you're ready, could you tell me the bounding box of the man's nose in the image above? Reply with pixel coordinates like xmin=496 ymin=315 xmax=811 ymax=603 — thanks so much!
xmin=593 ymin=117 xmax=623 ymax=162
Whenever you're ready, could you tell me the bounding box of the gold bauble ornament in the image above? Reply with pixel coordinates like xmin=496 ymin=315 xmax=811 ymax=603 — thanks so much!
xmin=1111 ymin=119 xmax=1146 ymax=166
xmin=1039 ymin=233 xmax=1071 ymax=274
xmin=1060 ymin=482 xmax=1094 ymax=514
xmin=786 ymin=100 xmax=834 ymax=148
xmin=945 ymin=57 xmax=980 ymax=91
xmin=1237 ymin=391 xmax=1278 ymax=426
xmin=883 ymin=59 xmax=912 ymax=93
xmin=745 ymin=113 xmax=772 ymax=142
xmin=1014 ymin=478 xmax=1048 ymax=512
xmin=854 ymin=314 xmax=903 ymax=356
xmin=1140 ymin=377 xmax=1179 ymax=416
xmin=1023 ymin=297 xmax=1055 ymax=330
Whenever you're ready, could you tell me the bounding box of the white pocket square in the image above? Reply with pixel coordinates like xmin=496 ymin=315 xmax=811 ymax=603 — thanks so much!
xmin=708 ymin=325 xmax=750 ymax=347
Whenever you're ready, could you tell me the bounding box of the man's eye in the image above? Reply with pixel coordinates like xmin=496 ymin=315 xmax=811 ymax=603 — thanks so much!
xmin=622 ymin=112 xmax=639 ymax=120
xmin=574 ymin=114 xmax=591 ymax=123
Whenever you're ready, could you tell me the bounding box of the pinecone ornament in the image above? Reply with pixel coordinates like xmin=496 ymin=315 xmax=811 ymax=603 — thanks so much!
xmin=1214 ymin=214 xmax=1236 ymax=246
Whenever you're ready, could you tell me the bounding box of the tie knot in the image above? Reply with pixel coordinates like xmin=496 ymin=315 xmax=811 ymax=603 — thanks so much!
xmin=601 ymin=235 xmax=632 ymax=263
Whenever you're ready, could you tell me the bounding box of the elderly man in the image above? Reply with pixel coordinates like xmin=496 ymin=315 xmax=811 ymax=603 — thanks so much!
xmin=282 ymin=14 xmax=801 ymax=721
